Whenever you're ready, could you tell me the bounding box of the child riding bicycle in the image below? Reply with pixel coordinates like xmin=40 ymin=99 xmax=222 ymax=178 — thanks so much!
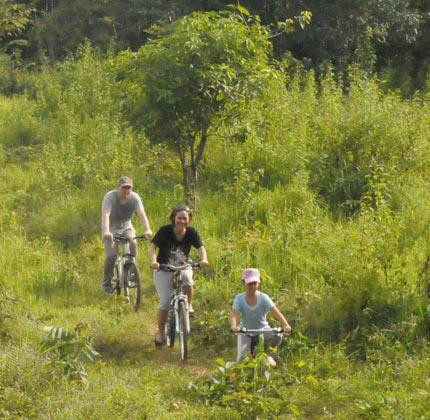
xmin=230 ymin=268 xmax=292 ymax=367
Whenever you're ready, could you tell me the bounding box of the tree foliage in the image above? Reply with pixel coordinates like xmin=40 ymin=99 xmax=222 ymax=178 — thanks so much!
xmin=0 ymin=0 xmax=32 ymax=39
xmin=0 ymin=1 xmax=429 ymax=94
xmin=242 ymin=0 xmax=422 ymax=71
xmin=115 ymin=8 xmax=279 ymax=204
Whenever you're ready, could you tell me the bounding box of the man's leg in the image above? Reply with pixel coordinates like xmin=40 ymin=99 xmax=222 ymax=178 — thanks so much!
xmin=124 ymin=228 xmax=137 ymax=258
xmin=103 ymin=239 xmax=118 ymax=293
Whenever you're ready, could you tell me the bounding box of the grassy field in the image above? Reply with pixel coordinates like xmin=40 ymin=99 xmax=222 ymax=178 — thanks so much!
xmin=1 ymin=43 xmax=430 ymax=418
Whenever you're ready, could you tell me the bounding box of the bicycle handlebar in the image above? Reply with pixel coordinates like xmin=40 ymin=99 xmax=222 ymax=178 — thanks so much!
xmin=113 ymin=235 xmax=149 ymax=243
xmin=232 ymin=327 xmax=286 ymax=335
xmin=158 ymin=262 xmax=201 ymax=272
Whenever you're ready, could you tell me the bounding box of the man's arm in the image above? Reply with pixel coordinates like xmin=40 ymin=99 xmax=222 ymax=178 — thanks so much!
xmin=101 ymin=209 xmax=113 ymax=243
xmin=136 ymin=207 xmax=152 ymax=238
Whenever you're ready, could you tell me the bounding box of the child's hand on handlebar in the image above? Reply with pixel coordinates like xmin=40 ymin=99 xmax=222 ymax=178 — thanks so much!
xmin=151 ymin=262 xmax=160 ymax=270
xmin=283 ymin=324 xmax=292 ymax=333
xmin=231 ymin=326 xmax=240 ymax=333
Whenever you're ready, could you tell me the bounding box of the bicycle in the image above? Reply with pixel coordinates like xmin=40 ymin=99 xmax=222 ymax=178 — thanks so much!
xmin=158 ymin=262 xmax=200 ymax=362
xmin=232 ymin=327 xmax=288 ymax=363
xmin=111 ymin=235 xmax=148 ymax=311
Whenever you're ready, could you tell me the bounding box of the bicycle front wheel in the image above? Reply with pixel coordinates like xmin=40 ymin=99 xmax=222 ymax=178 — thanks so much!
xmin=124 ymin=263 xmax=142 ymax=311
xmin=165 ymin=311 xmax=175 ymax=348
xmin=113 ymin=264 xmax=121 ymax=295
xmin=178 ymin=300 xmax=188 ymax=362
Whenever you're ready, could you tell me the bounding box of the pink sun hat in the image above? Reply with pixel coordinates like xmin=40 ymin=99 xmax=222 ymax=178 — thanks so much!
xmin=242 ymin=268 xmax=260 ymax=284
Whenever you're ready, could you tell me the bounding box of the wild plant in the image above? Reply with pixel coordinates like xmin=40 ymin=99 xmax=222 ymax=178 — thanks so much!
xmin=0 ymin=287 xmax=16 ymax=340
xmin=40 ymin=323 xmax=99 ymax=384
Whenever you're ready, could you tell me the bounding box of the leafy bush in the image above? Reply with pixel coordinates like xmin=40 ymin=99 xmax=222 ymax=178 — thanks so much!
xmin=192 ymin=309 xmax=233 ymax=351
xmin=0 ymin=96 xmax=41 ymax=151
xmin=40 ymin=323 xmax=99 ymax=383
xmin=191 ymin=354 xmax=291 ymax=418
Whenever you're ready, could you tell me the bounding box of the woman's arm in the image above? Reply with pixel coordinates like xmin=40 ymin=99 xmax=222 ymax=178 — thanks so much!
xmin=230 ymin=308 xmax=240 ymax=332
xmin=270 ymin=306 xmax=292 ymax=333
xmin=197 ymin=246 xmax=209 ymax=268
xmin=149 ymin=243 xmax=159 ymax=269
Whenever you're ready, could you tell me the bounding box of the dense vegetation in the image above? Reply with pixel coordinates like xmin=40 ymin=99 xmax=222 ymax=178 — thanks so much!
xmin=1 ymin=4 xmax=430 ymax=419
xmin=1 ymin=0 xmax=430 ymax=94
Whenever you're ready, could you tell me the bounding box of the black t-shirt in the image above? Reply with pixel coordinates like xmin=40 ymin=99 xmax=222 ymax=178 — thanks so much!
xmin=151 ymin=225 xmax=203 ymax=264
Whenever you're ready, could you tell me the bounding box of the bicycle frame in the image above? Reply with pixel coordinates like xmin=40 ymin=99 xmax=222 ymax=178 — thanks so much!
xmin=160 ymin=262 xmax=200 ymax=361
xmin=171 ymin=273 xmax=190 ymax=334
xmin=112 ymin=235 xmax=146 ymax=308
xmin=115 ymin=242 xmax=134 ymax=285
xmin=234 ymin=327 xmax=284 ymax=355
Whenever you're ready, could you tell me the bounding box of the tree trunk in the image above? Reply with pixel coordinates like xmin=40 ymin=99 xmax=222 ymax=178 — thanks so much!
xmin=177 ymin=128 xmax=208 ymax=209
xmin=182 ymin=165 xmax=197 ymax=209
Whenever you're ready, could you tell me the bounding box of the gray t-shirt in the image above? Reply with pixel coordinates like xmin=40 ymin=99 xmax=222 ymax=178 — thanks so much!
xmin=101 ymin=190 xmax=144 ymax=235
xmin=232 ymin=291 xmax=275 ymax=329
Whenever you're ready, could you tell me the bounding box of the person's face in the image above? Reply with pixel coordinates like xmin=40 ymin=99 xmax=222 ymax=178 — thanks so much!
xmin=245 ymin=281 xmax=259 ymax=293
xmin=174 ymin=210 xmax=190 ymax=229
xmin=118 ymin=185 xmax=132 ymax=200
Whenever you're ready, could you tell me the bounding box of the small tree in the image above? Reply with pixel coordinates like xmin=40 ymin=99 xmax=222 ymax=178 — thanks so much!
xmin=118 ymin=7 xmax=279 ymax=206
xmin=0 ymin=1 xmax=31 ymax=39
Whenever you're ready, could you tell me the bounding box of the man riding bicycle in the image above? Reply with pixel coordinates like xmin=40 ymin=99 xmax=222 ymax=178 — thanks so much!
xmin=101 ymin=176 xmax=152 ymax=294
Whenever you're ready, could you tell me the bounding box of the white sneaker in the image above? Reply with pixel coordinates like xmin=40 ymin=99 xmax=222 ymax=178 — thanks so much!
xmin=264 ymin=356 xmax=277 ymax=368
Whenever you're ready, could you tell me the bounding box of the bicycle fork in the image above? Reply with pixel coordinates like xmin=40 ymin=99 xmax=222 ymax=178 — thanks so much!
xmin=174 ymin=295 xmax=190 ymax=334
xmin=121 ymin=242 xmax=135 ymax=304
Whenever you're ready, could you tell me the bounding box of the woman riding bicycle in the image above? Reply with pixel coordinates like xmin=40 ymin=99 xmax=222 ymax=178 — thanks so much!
xmin=149 ymin=204 xmax=208 ymax=346
xmin=230 ymin=268 xmax=292 ymax=367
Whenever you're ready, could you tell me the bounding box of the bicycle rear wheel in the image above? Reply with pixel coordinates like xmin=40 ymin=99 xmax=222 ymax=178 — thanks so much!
xmin=113 ymin=264 xmax=121 ymax=295
xmin=178 ymin=300 xmax=188 ymax=362
xmin=165 ymin=311 xmax=175 ymax=348
xmin=123 ymin=262 xmax=142 ymax=311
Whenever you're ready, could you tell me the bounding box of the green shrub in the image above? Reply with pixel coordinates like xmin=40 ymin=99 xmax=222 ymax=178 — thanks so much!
xmin=40 ymin=323 xmax=99 ymax=383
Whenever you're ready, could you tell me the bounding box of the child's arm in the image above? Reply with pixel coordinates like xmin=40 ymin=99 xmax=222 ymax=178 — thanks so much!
xmin=230 ymin=309 xmax=240 ymax=332
xmin=270 ymin=306 xmax=292 ymax=333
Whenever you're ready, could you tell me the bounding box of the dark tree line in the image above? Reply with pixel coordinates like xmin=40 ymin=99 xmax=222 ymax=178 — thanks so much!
xmin=1 ymin=0 xmax=430 ymax=93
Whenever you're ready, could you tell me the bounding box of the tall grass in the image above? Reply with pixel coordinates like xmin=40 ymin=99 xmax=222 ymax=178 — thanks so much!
xmin=1 ymin=46 xmax=430 ymax=417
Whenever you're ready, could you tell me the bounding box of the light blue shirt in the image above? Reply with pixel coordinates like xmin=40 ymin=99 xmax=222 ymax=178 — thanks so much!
xmin=232 ymin=292 xmax=275 ymax=329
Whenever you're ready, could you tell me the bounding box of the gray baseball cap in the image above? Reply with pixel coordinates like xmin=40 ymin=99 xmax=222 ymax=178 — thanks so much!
xmin=117 ymin=176 xmax=133 ymax=188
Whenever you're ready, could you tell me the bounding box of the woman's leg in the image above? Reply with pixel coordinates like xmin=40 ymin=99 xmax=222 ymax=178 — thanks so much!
xmin=153 ymin=270 xmax=173 ymax=342
xmin=181 ymin=269 xmax=194 ymax=312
